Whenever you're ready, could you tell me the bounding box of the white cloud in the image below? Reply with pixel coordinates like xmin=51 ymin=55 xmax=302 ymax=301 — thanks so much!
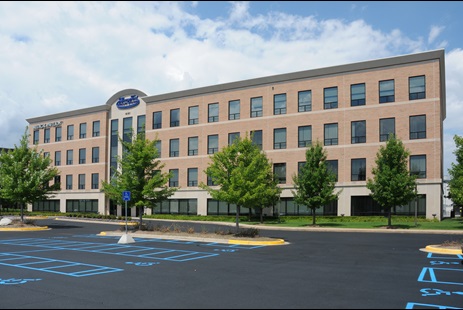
xmin=428 ymin=25 xmax=445 ymax=44
xmin=0 ymin=1 xmax=460 ymax=174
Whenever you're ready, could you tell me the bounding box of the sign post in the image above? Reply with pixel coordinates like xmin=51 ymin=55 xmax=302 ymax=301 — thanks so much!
xmin=118 ymin=191 xmax=135 ymax=244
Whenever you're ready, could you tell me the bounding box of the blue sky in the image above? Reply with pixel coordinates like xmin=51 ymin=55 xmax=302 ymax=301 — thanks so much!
xmin=0 ymin=1 xmax=462 ymax=174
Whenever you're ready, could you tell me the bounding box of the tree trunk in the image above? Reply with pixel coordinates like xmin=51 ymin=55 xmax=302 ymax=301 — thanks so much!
xmin=388 ymin=208 xmax=392 ymax=227
xmin=312 ymin=210 xmax=316 ymax=226
xmin=235 ymin=205 xmax=240 ymax=234
xmin=20 ymin=202 xmax=24 ymax=223
xmin=139 ymin=206 xmax=143 ymax=230
xmin=260 ymin=210 xmax=263 ymax=224
xmin=248 ymin=208 xmax=251 ymax=221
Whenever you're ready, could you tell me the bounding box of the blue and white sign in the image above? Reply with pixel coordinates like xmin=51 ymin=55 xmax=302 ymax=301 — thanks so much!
xmin=116 ymin=95 xmax=140 ymax=109
xmin=122 ymin=191 xmax=131 ymax=201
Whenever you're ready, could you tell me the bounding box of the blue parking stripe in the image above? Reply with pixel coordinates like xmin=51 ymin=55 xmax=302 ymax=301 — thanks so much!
xmin=0 ymin=253 xmax=123 ymax=277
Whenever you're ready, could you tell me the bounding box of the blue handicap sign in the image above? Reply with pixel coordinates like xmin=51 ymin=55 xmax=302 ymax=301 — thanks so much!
xmin=123 ymin=191 xmax=131 ymax=201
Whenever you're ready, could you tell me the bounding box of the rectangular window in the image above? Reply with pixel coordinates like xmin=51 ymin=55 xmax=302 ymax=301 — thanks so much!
xmin=410 ymin=115 xmax=426 ymax=139
xmin=298 ymin=90 xmax=312 ymax=112
xmin=66 ymin=175 xmax=72 ymax=190
xmin=169 ymin=169 xmax=179 ymax=187
xmin=274 ymin=94 xmax=287 ymax=115
xmin=91 ymin=173 xmax=99 ymax=189
xmin=409 ymin=75 xmax=426 ymax=100
xmin=208 ymin=134 xmax=218 ymax=154
xmin=44 ymin=152 xmax=50 ymax=158
xmin=379 ymin=80 xmax=395 ymax=103
xmin=274 ymin=128 xmax=287 ymax=149
xmin=188 ymin=106 xmax=199 ymax=125
xmin=250 ymin=97 xmax=263 ymax=118
xmin=153 ymin=111 xmax=162 ymax=129
xmin=170 ymin=109 xmax=180 ymax=127
xmin=351 ymin=120 xmax=366 ymax=144
xmin=274 ymin=163 xmax=286 ymax=184
xmin=44 ymin=128 xmax=50 ymax=143
xmin=188 ymin=168 xmax=198 ymax=187
xmin=67 ymin=125 xmax=74 ymax=140
xmin=326 ymin=160 xmax=338 ymax=182
xmin=78 ymin=174 xmax=85 ymax=190
xmin=298 ymin=126 xmax=312 ymax=147
xmin=92 ymin=147 xmax=99 ymax=163
xmin=92 ymin=121 xmax=100 ymax=137
xmin=188 ymin=137 xmax=198 ymax=156
xmin=410 ymin=155 xmax=426 ymax=178
xmin=79 ymin=148 xmax=86 ymax=164
xmin=55 ymin=126 xmax=62 ymax=142
xmin=66 ymin=150 xmax=73 ymax=165
xmin=351 ymin=83 xmax=366 ymax=106
xmin=351 ymin=158 xmax=366 ymax=181
xmin=251 ymin=130 xmax=263 ymax=150
xmin=123 ymin=117 xmax=132 ymax=144
xmin=33 ymin=130 xmax=39 ymax=144
xmin=155 ymin=140 xmax=161 ymax=157
xmin=380 ymin=118 xmax=395 ymax=142
xmin=208 ymin=103 xmax=219 ymax=123
xmin=137 ymin=115 xmax=146 ymax=134
xmin=228 ymin=132 xmax=240 ymax=145
xmin=169 ymin=139 xmax=179 ymax=157
xmin=54 ymin=151 xmax=61 ymax=166
xmin=324 ymin=87 xmax=338 ymax=109
xmin=324 ymin=123 xmax=338 ymax=146
xmin=207 ymin=175 xmax=216 ymax=186
xmin=228 ymin=100 xmax=240 ymax=120
xmin=79 ymin=123 xmax=87 ymax=139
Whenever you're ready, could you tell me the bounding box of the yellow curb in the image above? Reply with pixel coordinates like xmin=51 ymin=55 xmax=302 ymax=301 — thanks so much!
xmin=420 ymin=245 xmax=463 ymax=255
xmin=98 ymin=232 xmax=107 ymax=235
xmin=0 ymin=226 xmax=49 ymax=231
xmin=118 ymin=222 xmax=138 ymax=226
xmin=228 ymin=238 xmax=286 ymax=246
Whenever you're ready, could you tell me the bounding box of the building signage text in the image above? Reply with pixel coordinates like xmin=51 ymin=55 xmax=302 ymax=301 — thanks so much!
xmin=33 ymin=121 xmax=63 ymax=130
xmin=116 ymin=95 xmax=140 ymax=109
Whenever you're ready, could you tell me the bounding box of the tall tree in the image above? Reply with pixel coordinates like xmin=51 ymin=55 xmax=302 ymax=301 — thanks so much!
xmin=292 ymin=141 xmax=340 ymax=226
xmin=200 ymin=134 xmax=281 ymax=232
xmin=101 ymin=130 xmax=176 ymax=228
xmin=0 ymin=128 xmax=60 ymax=222
xmin=448 ymin=135 xmax=463 ymax=208
xmin=366 ymin=134 xmax=417 ymax=227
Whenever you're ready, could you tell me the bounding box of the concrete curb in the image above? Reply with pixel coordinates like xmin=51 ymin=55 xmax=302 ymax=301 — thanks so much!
xmin=420 ymin=245 xmax=463 ymax=255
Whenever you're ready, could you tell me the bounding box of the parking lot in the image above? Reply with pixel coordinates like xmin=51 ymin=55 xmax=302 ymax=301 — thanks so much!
xmin=0 ymin=218 xmax=462 ymax=309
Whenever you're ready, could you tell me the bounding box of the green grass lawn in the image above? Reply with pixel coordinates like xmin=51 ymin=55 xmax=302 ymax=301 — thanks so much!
xmin=4 ymin=211 xmax=463 ymax=231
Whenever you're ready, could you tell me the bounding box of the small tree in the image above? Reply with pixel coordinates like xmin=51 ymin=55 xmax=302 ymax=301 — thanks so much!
xmin=367 ymin=135 xmax=417 ymax=227
xmin=200 ymin=134 xmax=281 ymax=232
xmin=292 ymin=141 xmax=340 ymax=226
xmin=448 ymin=135 xmax=463 ymax=209
xmin=0 ymin=128 xmax=60 ymax=222
xmin=101 ymin=130 xmax=176 ymax=228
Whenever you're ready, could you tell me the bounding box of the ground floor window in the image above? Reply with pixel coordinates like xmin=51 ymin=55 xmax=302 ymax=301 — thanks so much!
xmin=153 ymin=199 xmax=197 ymax=215
xmin=32 ymin=200 xmax=60 ymax=212
xmin=207 ymin=199 xmax=251 ymax=215
xmin=66 ymin=199 xmax=98 ymax=213
xmin=351 ymin=195 xmax=426 ymax=216
xmin=275 ymin=198 xmax=337 ymax=216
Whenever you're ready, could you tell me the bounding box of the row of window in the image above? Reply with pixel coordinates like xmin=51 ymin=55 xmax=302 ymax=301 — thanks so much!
xmin=166 ymin=154 xmax=427 ymax=188
xmin=54 ymin=173 xmax=100 ymax=190
xmin=152 ymin=76 xmax=426 ymax=130
xmin=163 ymin=115 xmax=426 ymax=158
xmin=33 ymin=121 xmax=101 ymax=145
xmin=44 ymin=147 xmax=100 ymax=166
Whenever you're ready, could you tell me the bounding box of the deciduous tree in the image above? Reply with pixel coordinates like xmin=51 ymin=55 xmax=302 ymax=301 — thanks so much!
xmin=448 ymin=135 xmax=463 ymax=208
xmin=200 ymin=134 xmax=281 ymax=232
xmin=292 ymin=141 xmax=340 ymax=226
xmin=366 ymin=135 xmax=417 ymax=227
xmin=101 ymin=130 xmax=176 ymax=228
xmin=0 ymin=128 xmax=60 ymax=222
